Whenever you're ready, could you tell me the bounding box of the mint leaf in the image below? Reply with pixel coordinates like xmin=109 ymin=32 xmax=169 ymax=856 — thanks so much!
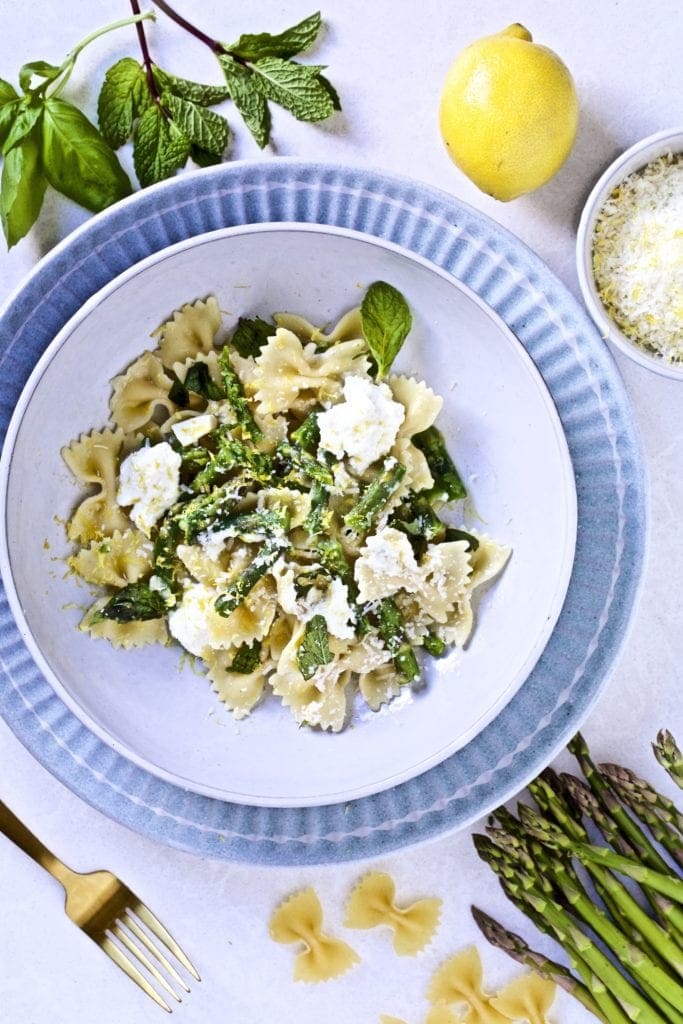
xmin=133 ymin=104 xmax=190 ymax=187
xmin=360 ymin=281 xmax=412 ymax=379
xmin=98 ymin=57 xmax=151 ymax=148
xmin=318 ymin=73 xmax=342 ymax=111
xmin=297 ymin=614 xmax=333 ymax=680
xmin=231 ymin=316 xmax=273 ymax=357
xmin=190 ymin=144 xmax=222 ymax=167
xmin=153 ymin=67 xmax=230 ymax=107
xmin=252 ymin=58 xmax=334 ymax=121
xmin=0 ymin=80 xmax=19 ymax=106
xmin=218 ymin=56 xmax=270 ymax=148
xmin=0 ymin=126 xmax=47 ymax=247
xmin=18 ymin=60 xmax=61 ymax=92
xmin=42 ymin=97 xmax=131 ymax=211
xmin=162 ymin=92 xmax=229 ymax=157
xmin=3 ymin=98 xmax=43 ymax=153
xmin=228 ymin=12 xmax=322 ymax=61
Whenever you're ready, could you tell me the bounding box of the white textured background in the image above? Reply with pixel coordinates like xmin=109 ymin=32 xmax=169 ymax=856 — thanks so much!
xmin=1 ymin=2 xmax=681 ymax=1021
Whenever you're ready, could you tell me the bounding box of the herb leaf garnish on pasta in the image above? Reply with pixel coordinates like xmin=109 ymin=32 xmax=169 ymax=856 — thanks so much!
xmin=63 ymin=285 xmax=511 ymax=731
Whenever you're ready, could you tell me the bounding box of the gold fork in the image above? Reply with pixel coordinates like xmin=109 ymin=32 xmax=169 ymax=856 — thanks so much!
xmin=0 ymin=798 xmax=200 ymax=1012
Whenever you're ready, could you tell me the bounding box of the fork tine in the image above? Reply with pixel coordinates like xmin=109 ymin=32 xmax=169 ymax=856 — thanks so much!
xmin=133 ymin=902 xmax=201 ymax=981
xmin=112 ymin=922 xmax=182 ymax=1003
xmin=122 ymin=912 xmax=190 ymax=993
xmin=100 ymin=934 xmax=172 ymax=1013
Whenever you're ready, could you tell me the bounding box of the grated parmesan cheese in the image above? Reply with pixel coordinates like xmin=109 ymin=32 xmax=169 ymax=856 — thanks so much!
xmin=592 ymin=153 xmax=683 ymax=363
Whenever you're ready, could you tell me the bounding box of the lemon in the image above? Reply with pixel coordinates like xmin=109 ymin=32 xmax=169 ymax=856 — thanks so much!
xmin=439 ymin=24 xmax=579 ymax=201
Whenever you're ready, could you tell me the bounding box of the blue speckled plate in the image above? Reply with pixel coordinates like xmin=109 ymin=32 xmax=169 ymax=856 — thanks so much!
xmin=0 ymin=161 xmax=647 ymax=864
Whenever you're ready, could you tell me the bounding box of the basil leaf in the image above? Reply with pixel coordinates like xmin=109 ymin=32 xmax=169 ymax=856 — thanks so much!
xmin=218 ymin=56 xmax=270 ymax=148
xmin=18 ymin=60 xmax=61 ymax=92
xmin=360 ymin=280 xmax=412 ymax=379
xmin=252 ymin=58 xmax=334 ymax=121
xmin=297 ymin=614 xmax=333 ymax=680
xmin=183 ymin=361 xmax=224 ymax=400
xmin=153 ymin=67 xmax=230 ymax=107
xmin=133 ymin=103 xmax=190 ymax=187
xmin=0 ymin=99 xmax=21 ymax=150
xmin=228 ymin=12 xmax=322 ymax=61
xmin=0 ymin=80 xmax=19 ymax=107
xmin=97 ymin=582 xmax=168 ymax=623
xmin=162 ymin=92 xmax=229 ymax=157
xmin=230 ymin=640 xmax=262 ymax=674
xmin=230 ymin=316 xmax=273 ymax=357
xmin=3 ymin=99 xmax=43 ymax=154
xmin=0 ymin=125 xmax=47 ymax=247
xmin=98 ymin=57 xmax=151 ymax=148
xmin=444 ymin=527 xmax=479 ymax=551
xmin=41 ymin=97 xmax=131 ymax=211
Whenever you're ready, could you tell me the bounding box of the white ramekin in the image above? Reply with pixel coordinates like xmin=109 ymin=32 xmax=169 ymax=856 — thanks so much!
xmin=576 ymin=126 xmax=683 ymax=381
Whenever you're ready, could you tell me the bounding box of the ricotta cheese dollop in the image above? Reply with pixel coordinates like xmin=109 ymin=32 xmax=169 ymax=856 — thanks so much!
xmin=116 ymin=441 xmax=181 ymax=536
xmin=317 ymin=376 xmax=405 ymax=474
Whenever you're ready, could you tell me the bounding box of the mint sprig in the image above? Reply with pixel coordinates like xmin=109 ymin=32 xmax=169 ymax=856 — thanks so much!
xmin=150 ymin=4 xmax=339 ymax=150
xmin=361 ymin=281 xmax=413 ymax=380
xmin=0 ymin=6 xmax=341 ymax=249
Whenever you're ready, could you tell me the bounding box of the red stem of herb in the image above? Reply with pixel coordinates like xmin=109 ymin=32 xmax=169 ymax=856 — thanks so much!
xmin=151 ymin=0 xmax=249 ymax=64
xmin=129 ymin=0 xmax=163 ymax=105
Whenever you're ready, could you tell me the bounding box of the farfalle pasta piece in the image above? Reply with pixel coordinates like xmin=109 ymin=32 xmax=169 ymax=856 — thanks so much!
xmin=62 ymin=428 xmax=130 ymax=543
xmin=359 ymin=662 xmax=403 ymax=711
xmin=425 ymin=1008 xmax=462 ymax=1024
xmin=168 ymin=578 xmax=277 ymax=657
xmin=109 ymin=351 xmax=176 ymax=431
xmin=489 ymin=975 xmax=556 ymax=1024
xmin=269 ymin=888 xmax=359 ymax=983
xmin=205 ymin=650 xmax=269 ymax=719
xmin=153 ymin=295 xmax=221 ymax=367
xmin=345 ymin=872 xmax=442 ymax=955
xmin=251 ymin=328 xmax=370 ymax=415
xmin=379 ymin=1017 xmax=409 ymax=1024
xmin=80 ymin=599 xmax=168 ymax=648
xmin=435 ymin=536 xmax=511 ymax=648
xmin=428 ymin=947 xmax=509 ymax=1024
xmin=69 ymin=529 xmax=152 ymax=587
xmin=389 ymin=375 xmax=443 ymax=437
xmin=415 ymin=540 xmax=473 ymax=624
xmin=274 ymin=306 xmax=363 ymax=345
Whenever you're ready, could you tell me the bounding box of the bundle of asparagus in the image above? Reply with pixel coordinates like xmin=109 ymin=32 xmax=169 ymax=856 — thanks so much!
xmin=471 ymin=730 xmax=683 ymax=1023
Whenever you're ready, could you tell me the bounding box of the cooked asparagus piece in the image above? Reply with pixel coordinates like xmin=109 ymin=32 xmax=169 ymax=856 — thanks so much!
xmin=412 ymin=425 xmax=467 ymax=502
xmin=344 ymin=459 xmax=406 ymax=534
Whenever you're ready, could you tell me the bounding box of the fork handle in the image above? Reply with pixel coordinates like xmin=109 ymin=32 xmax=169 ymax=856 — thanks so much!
xmin=0 ymin=799 xmax=79 ymax=892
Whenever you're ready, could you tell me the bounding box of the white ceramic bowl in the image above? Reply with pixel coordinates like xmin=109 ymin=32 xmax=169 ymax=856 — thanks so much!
xmin=576 ymin=126 xmax=683 ymax=380
xmin=0 ymin=222 xmax=577 ymax=807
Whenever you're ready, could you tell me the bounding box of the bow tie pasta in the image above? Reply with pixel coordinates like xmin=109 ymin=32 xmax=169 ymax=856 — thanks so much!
xmin=63 ymin=286 xmax=510 ymax=732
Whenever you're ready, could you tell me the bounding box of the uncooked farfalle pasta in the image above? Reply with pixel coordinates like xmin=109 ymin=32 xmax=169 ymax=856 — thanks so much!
xmin=63 ymin=283 xmax=510 ymax=731
xmin=345 ymin=871 xmax=442 ymax=955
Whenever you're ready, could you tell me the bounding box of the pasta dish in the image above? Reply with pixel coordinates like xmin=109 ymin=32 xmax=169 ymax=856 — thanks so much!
xmin=62 ymin=284 xmax=510 ymax=731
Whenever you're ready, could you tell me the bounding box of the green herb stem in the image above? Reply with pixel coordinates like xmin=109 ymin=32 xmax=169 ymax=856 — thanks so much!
xmin=49 ymin=11 xmax=155 ymax=99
